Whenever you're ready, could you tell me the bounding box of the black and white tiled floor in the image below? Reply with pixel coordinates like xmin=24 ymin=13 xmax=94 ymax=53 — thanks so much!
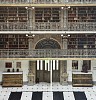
xmin=0 ymin=82 xmax=96 ymax=100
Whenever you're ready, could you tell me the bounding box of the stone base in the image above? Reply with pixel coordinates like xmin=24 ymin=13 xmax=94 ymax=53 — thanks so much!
xmin=60 ymin=81 xmax=68 ymax=86
xmin=28 ymin=83 xmax=35 ymax=86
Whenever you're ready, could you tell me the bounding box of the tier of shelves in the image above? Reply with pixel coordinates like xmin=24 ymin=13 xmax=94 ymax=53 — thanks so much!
xmin=0 ymin=7 xmax=28 ymax=22
xmin=0 ymin=34 xmax=28 ymax=49
xmin=67 ymin=34 xmax=96 ymax=49
xmin=68 ymin=7 xmax=96 ymax=22
xmin=0 ymin=6 xmax=96 ymax=23
xmin=35 ymin=8 xmax=60 ymax=22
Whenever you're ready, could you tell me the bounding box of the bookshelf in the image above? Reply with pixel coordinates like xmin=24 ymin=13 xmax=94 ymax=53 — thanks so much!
xmin=67 ymin=34 xmax=96 ymax=49
xmin=68 ymin=7 xmax=96 ymax=22
xmin=0 ymin=34 xmax=28 ymax=49
xmin=35 ymin=8 xmax=60 ymax=22
xmin=72 ymin=72 xmax=93 ymax=87
xmin=68 ymin=7 xmax=78 ymax=22
xmin=0 ymin=7 xmax=28 ymax=22
xmin=2 ymin=72 xmax=23 ymax=87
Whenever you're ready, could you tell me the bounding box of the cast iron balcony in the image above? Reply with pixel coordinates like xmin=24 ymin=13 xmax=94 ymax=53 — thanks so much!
xmin=0 ymin=49 xmax=96 ymax=58
xmin=0 ymin=0 xmax=96 ymax=4
xmin=0 ymin=22 xmax=96 ymax=31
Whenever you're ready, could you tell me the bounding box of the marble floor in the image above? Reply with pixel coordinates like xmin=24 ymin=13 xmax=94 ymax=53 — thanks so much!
xmin=0 ymin=82 xmax=96 ymax=100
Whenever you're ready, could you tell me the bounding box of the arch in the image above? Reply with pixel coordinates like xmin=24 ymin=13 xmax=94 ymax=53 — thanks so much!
xmin=35 ymin=38 xmax=61 ymax=49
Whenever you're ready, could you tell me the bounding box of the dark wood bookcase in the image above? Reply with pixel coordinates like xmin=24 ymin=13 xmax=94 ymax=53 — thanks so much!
xmin=0 ymin=34 xmax=28 ymax=49
xmin=2 ymin=72 xmax=23 ymax=87
xmin=35 ymin=8 xmax=60 ymax=22
xmin=67 ymin=34 xmax=96 ymax=49
xmin=68 ymin=7 xmax=96 ymax=22
xmin=0 ymin=7 xmax=28 ymax=22
xmin=72 ymin=73 xmax=93 ymax=87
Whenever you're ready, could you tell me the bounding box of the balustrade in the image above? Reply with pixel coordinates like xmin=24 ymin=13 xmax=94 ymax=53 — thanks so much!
xmin=0 ymin=22 xmax=28 ymax=31
xmin=0 ymin=49 xmax=96 ymax=58
xmin=0 ymin=0 xmax=96 ymax=4
xmin=0 ymin=22 xmax=96 ymax=31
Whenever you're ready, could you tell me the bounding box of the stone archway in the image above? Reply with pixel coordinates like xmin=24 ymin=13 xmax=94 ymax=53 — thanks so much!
xmin=35 ymin=38 xmax=61 ymax=82
xmin=35 ymin=38 xmax=61 ymax=49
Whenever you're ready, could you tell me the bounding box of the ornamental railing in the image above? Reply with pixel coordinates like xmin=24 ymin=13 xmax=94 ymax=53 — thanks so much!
xmin=0 ymin=22 xmax=96 ymax=31
xmin=0 ymin=22 xmax=28 ymax=31
xmin=0 ymin=0 xmax=96 ymax=4
xmin=0 ymin=49 xmax=96 ymax=58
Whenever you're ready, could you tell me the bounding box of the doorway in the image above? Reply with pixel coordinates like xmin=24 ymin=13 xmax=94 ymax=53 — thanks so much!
xmin=36 ymin=60 xmax=50 ymax=83
xmin=36 ymin=60 xmax=60 ymax=83
xmin=35 ymin=38 xmax=61 ymax=83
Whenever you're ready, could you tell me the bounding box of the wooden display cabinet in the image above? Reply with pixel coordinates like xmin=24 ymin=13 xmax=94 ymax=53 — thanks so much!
xmin=72 ymin=72 xmax=93 ymax=87
xmin=2 ymin=72 xmax=23 ymax=87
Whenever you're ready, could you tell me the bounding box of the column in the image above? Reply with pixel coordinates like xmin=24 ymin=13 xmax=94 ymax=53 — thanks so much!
xmin=60 ymin=60 xmax=68 ymax=85
xmin=28 ymin=9 xmax=33 ymax=30
xmin=32 ymin=8 xmax=35 ymax=30
xmin=28 ymin=37 xmax=34 ymax=57
xmin=28 ymin=8 xmax=35 ymax=30
xmin=62 ymin=37 xmax=67 ymax=49
xmin=28 ymin=61 xmax=36 ymax=85
xmin=61 ymin=8 xmax=64 ymax=30
xmin=28 ymin=38 xmax=34 ymax=50
xmin=61 ymin=7 xmax=68 ymax=30
xmin=63 ymin=8 xmax=67 ymax=29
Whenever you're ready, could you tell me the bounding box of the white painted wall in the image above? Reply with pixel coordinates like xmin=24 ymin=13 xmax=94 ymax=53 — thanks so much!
xmin=0 ymin=60 xmax=5 ymax=82
xmin=67 ymin=60 xmax=72 ymax=82
xmin=0 ymin=60 xmax=29 ymax=82
xmin=91 ymin=60 xmax=96 ymax=81
xmin=78 ymin=60 xmax=83 ymax=71
xmin=67 ymin=60 xmax=96 ymax=83
xmin=0 ymin=59 xmax=96 ymax=84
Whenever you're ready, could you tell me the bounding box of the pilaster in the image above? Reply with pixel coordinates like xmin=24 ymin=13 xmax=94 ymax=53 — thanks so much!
xmin=60 ymin=60 xmax=68 ymax=85
xmin=28 ymin=61 xmax=36 ymax=85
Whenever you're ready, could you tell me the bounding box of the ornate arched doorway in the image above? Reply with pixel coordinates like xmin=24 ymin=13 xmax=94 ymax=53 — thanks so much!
xmin=35 ymin=38 xmax=61 ymax=82
xmin=35 ymin=38 xmax=61 ymax=49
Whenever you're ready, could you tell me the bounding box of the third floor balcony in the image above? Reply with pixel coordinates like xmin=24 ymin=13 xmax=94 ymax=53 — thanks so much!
xmin=0 ymin=0 xmax=96 ymax=4
xmin=0 ymin=6 xmax=96 ymax=32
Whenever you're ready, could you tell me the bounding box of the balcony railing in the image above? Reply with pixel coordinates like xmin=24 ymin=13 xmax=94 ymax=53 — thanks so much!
xmin=0 ymin=0 xmax=96 ymax=4
xmin=0 ymin=22 xmax=96 ymax=31
xmin=0 ymin=49 xmax=96 ymax=58
xmin=0 ymin=22 xmax=28 ymax=31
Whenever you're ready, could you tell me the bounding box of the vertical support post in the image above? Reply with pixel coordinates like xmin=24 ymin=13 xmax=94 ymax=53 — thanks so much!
xmin=61 ymin=8 xmax=64 ymax=30
xmin=50 ymin=60 xmax=52 ymax=91
xmin=61 ymin=36 xmax=68 ymax=49
xmin=32 ymin=8 xmax=35 ymax=30
xmin=28 ymin=9 xmax=33 ymax=30
xmin=63 ymin=8 xmax=68 ymax=30
xmin=28 ymin=37 xmax=34 ymax=50
xmin=61 ymin=7 xmax=68 ymax=30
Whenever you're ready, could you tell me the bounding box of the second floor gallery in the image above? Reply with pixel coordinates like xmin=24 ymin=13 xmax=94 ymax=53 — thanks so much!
xmin=0 ymin=34 xmax=96 ymax=58
xmin=0 ymin=6 xmax=96 ymax=31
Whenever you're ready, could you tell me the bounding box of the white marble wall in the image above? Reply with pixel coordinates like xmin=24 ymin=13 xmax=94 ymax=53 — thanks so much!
xmin=0 ymin=60 xmax=29 ymax=83
xmin=91 ymin=60 xmax=96 ymax=82
xmin=0 ymin=60 xmax=96 ymax=84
